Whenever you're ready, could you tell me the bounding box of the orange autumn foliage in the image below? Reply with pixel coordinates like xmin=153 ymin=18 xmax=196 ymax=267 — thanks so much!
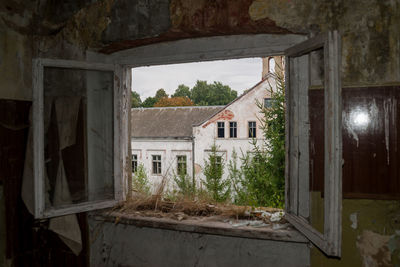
xmin=154 ymin=96 xmax=194 ymax=107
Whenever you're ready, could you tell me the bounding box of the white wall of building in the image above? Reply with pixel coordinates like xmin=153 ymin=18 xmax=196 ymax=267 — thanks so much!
xmin=193 ymin=79 xmax=274 ymax=186
xmin=131 ymin=139 xmax=193 ymax=192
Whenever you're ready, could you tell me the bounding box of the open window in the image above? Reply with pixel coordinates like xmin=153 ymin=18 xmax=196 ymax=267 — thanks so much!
xmin=32 ymin=59 xmax=128 ymax=218
xmin=284 ymin=31 xmax=342 ymax=256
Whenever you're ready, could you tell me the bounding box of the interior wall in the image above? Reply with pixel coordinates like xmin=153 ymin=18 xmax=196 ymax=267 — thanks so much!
xmin=0 ymin=185 xmax=5 ymax=267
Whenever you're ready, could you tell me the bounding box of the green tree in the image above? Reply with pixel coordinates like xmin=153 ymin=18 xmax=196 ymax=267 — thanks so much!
xmin=172 ymin=84 xmax=191 ymax=99
xmin=131 ymin=91 xmax=142 ymax=108
xmin=132 ymin=164 xmax=151 ymax=195
xmin=240 ymin=73 xmax=285 ymax=208
xmin=155 ymin=88 xmax=168 ymax=101
xmin=191 ymin=80 xmax=237 ymax=106
xmin=173 ymin=173 xmax=195 ymax=198
xmin=142 ymin=96 xmax=157 ymax=107
xmin=203 ymin=144 xmax=230 ymax=202
xmin=228 ymin=148 xmax=248 ymax=205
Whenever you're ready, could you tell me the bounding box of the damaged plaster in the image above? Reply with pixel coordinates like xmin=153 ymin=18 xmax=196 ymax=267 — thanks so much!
xmin=357 ymin=230 xmax=392 ymax=267
xmin=249 ymin=0 xmax=400 ymax=86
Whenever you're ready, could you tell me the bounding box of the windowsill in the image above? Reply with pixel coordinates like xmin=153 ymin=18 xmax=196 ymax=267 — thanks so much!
xmin=90 ymin=210 xmax=308 ymax=243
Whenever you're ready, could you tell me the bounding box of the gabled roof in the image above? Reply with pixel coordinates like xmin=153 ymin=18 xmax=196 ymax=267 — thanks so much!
xmin=194 ymin=78 xmax=268 ymax=127
xmin=131 ymin=106 xmax=224 ymax=138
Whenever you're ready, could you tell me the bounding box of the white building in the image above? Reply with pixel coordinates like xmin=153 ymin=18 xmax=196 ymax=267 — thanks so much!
xmin=131 ymin=57 xmax=281 ymax=191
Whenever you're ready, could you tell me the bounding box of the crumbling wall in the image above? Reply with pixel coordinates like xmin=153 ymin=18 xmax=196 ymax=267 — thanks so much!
xmin=311 ymin=193 xmax=400 ymax=267
xmin=89 ymin=216 xmax=310 ymax=267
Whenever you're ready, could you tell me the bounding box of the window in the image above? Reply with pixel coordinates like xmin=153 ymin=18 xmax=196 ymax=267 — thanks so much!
xmin=285 ymin=31 xmax=342 ymax=257
xmin=177 ymin=155 xmax=187 ymax=175
xmin=217 ymin=122 xmax=225 ymax=138
xmin=264 ymin=98 xmax=273 ymax=108
xmin=229 ymin=122 xmax=237 ymax=138
xmin=248 ymin=121 xmax=256 ymax=138
xmin=32 ymin=58 xmax=125 ymax=219
xmin=132 ymin=154 xmax=138 ymax=173
xmin=152 ymin=155 xmax=162 ymax=174
xmin=269 ymin=57 xmax=275 ymax=73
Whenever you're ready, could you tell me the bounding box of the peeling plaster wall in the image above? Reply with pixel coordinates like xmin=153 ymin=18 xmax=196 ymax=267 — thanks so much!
xmin=249 ymin=0 xmax=400 ymax=86
xmin=311 ymin=193 xmax=400 ymax=267
xmin=89 ymin=217 xmax=310 ymax=267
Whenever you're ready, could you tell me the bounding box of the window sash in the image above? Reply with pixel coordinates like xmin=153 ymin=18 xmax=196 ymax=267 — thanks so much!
xmin=217 ymin=122 xmax=225 ymax=138
xmin=177 ymin=155 xmax=187 ymax=175
xmin=284 ymin=31 xmax=342 ymax=257
xmin=152 ymin=155 xmax=161 ymax=174
xmin=229 ymin=122 xmax=237 ymax=138
xmin=32 ymin=58 xmax=125 ymax=219
xmin=132 ymin=154 xmax=138 ymax=173
xmin=248 ymin=121 xmax=256 ymax=138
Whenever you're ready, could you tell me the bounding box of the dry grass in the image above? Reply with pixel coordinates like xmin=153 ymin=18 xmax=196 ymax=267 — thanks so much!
xmin=115 ymin=176 xmax=284 ymax=224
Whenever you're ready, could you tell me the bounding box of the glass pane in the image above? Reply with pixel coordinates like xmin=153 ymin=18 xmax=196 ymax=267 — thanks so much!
xmin=43 ymin=67 xmax=114 ymax=209
xmin=308 ymin=48 xmax=325 ymax=234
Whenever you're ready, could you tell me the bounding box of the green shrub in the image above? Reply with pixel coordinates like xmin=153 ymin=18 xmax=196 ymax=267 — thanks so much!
xmin=173 ymin=173 xmax=195 ymax=198
xmin=203 ymin=144 xmax=230 ymax=202
xmin=132 ymin=164 xmax=151 ymax=195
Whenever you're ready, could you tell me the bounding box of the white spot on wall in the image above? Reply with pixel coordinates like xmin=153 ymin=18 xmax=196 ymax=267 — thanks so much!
xmin=350 ymin=212 xmax=358 ymax=229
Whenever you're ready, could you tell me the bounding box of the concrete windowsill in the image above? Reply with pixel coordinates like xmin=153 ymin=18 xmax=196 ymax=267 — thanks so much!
xmin=91 ymin=211 xmax=308 ymax=243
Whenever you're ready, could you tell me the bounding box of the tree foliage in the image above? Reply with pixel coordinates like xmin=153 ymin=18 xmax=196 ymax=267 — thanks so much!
xmin=131 ymin=91 xmax=142 ymax=108
xmin=203 ymin=144 xmax=230 ymax=202
xmin=154 ymin=96 xmax=194 ymax=107
xmin=142 ymin=96 xmax=157 ymax=107
xmin=132 ymin=164 xmax=151 ymax=195
xmin=172 ymin=84 xmax=191 ymax=99
xmin=239 ymin=73 xmax=285 ymax=208
xmin=155 ymin=88 xmax=168 ymax=101
xmin=191 ymin=80 xmax=237 ymax=106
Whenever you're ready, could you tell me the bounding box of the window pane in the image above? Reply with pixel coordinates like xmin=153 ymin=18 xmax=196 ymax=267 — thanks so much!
xmin=248 ymin=121 xmax=256 ymax=138
xmin=132 ymin=154 xmax=138 ymax=173
xmin=229 ymin=122 xmax=237 ymax=138
xmin=177 ymin=155 xmax=187 ymax=175
xmin=264 ymin=98 xmax=273 ymax=108
xmin=43 ymin=67 xmax=114 ymax=209
xmin=217 ymin=122 xmax=225 ymax=138
xmin=152 ymin=155 xmax=161 ymax=174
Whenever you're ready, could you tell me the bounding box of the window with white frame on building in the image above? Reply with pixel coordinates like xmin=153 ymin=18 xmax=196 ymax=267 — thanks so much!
xmin=229 ymin=122 xmax=237 ymax=138
xmin=217 ymin=122 xmax=225 ymax=138
xmin=268 ymin=57 xmax=275 ymax=73
xmin=132 ymin=154 xmax=138 ymax=173
xmin=264 ymin=98 xmax=273 ymax=108
xmin=152 ymin=155 xmax=162 ymax=174
xmin=248 ymin=121 xmax=256 ymax=138
xmin=177 ymin=155 xmax=187 ymax=175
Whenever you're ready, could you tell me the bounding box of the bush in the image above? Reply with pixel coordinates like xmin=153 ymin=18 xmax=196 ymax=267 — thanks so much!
xmin=132 ymin=164 xmax=151 ymax=195
xmin=228 ymin=148 xmax=248 ymax=205
xmin=173 ymin=173 xmax=195 ymax=198
xmin=203 ymin=144 xmax=230 ymax=202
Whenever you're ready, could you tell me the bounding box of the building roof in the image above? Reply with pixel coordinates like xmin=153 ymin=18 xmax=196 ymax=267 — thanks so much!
xmin=131 ymin=106 xmax=224 ymax=138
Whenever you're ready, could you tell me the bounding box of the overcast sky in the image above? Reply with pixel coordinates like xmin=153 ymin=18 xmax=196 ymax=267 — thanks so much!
xmin=131 ymin=58 xmax=262 ymax=100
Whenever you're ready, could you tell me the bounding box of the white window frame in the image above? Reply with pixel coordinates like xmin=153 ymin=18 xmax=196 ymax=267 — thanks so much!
xmin=217 ymin=121 xmax=225 ymax=138
xmin=32 ymin=58 xmax=126 ymax=219
xmin=229 ymin=121 xmax=237 ymax=138
xmin=176 ymin=155 xmax=187 ymax=175
xmin=152 ymin=155 xmax=162 ymax=175
xmin=248 ymin=121 xmax=256 ymax=138
xmin=284 ymin=31 xmax=342 ymax=257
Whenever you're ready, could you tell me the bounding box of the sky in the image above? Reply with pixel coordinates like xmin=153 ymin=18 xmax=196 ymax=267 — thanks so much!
xmin=131 ymin=58 xmax=262 ymax=100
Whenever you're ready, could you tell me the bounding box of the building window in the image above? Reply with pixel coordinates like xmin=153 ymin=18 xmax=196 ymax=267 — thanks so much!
xmin=229 ymin=122 xmax=237 ymax=138
xmin=216 ymin=156 xmax=222 ymax=168
xmin=248 ymin=121 xmax=256 ymax=138
xmin=132 ymin=154 xmax=138 ymax=173
xmin=269 ymin=57 xmax=275 ymax=73
xmin=217 ymin=122 xmax=225 ymax=138
xmin=177 ymin=155 xmax=187 ymax=175
xmin=264 ymin=98 xmax=273 ymax=108
xmin=152 ymin=155 xmax=161 ymax=174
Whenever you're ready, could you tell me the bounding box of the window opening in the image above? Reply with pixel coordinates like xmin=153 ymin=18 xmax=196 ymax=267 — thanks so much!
xmin=229 ymin=122 xmax=237 ymax=138
xmin=264 ymin=98 xmax=273 ymax=108
xmin=152 ymin=155 xmax=162 ymax=174
xmin=217 ymin=122 xmax=225 ymax=138
xmin=177 ymin=155 xmax=187 ymax=175
xmin=248 ymin=121 xmax=256 ymax=138
xmin=269 ymin=57 xmax=275 ymax=73
xmin=132 ymin=154 xmax=138 ymax=173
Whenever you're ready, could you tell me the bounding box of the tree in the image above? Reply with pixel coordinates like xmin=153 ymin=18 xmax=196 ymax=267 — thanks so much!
xmin=155 ymin=88 xmax=168 ymax=101
xmin=142 ymin=96 xmax=157 ymax=107
xmin=172 ymin=84 xmax=191 ymax=99
xmin=154 ymin=96 xmax=194 ymax=107
xmin=239 ymin=73 xmax=285 ymax=208
xmin=132 ymin=164 xmax=151 ymax=195
xmin=191 ymin=80 xmax=237 ymax=106
xmin=131 ymin=91 xmax=142 ymax=108
xmin=203 ymin=144 xmax=230 ymax=202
